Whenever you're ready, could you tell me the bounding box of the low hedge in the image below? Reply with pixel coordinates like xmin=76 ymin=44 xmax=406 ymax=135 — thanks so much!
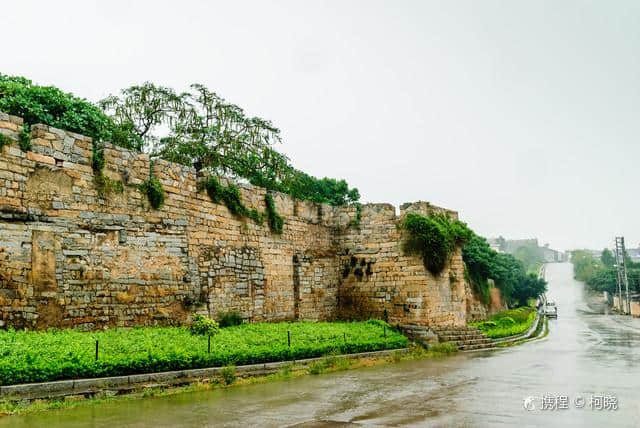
xmin=0 ymin=320 xmax=407 ymax=386
xmin=471 ymin=307 xmax=536 ymax=339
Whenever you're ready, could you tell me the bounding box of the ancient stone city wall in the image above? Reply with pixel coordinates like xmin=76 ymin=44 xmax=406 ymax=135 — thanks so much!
xmin=0 ymin=111 xmax=490 ymax=330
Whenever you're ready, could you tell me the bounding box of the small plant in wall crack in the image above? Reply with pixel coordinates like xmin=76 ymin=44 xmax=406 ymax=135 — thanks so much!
xmin=92 ymin=142 xmax=124 ymax=198
xmin=202 ymin=175 xmax=287 ymax=230
xmin=18 ymin=124 xmax=31 ymax=152
xmin=140 ymin=175 xmax=165 ymax=209
xmin=347 ymin=203 xmax=362 ymax=228
xmin=0 ymin=133 xmax=11 ymax=151
xmin=265 ymin=192 xmax=284 ymax=234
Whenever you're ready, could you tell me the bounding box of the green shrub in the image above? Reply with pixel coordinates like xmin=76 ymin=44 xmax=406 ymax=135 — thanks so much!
xmin=218 ymin=312 xmax=243 ymax=328
xmin=220 ymin=183 xmax=245 ymax=216
xmin=401 ymin=213 xmax=471 ymax=275
xmin=347 ymin=203 xmax=362 ymax=228
xmin=365 ymin=319 xmax=388 ymax=329
xmin=476 ymin=320 xmax=497 ymax=329
xmin=94 ymin=174 xmax=124 ymax=197
xmin=140 ymin=176 xmax=165 ymax=209
xmin=265 ymin=193 xmax=284 ymax=234
xmin=189 ymin=314 xmax=220 ymax=336
xmin=18 ymin=124 xmax=31 ymax=152
xmin=496 ymin=316 xmax=515 ymax=327
xmin=92 ymin=144 xmax=105 ymax=173
xmin=203 ymin=175 xmax=223 ymax=203
xmin=91 ymin=143 xmax=124 ymax=197
xmin=220 ymin=365 xmax=236 ymax=385
xmin=0 ymin=74 xmax=137 ymax=148
xmin=0 ymin=133 xmax=9 ymax=151
xmin=202 ymin=176 xmax=264 ymax=224
xmin=471 ymin=308 xmax=536 ymax=338
xmin=245 ymin=208 xmax=265 ymax=225
xmin=0 ymin=321 xmax=407 ymax=386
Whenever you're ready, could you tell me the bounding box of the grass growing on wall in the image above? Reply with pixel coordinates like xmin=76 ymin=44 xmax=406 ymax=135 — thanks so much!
xmin=265 ymin=193 xmax=284 ymax=234
xmin=0 ymin=320 xmax=407 ymax=386
xmin=18 ymin=124 xmax=31 ymax=152
xmin=0 ymin=133 xmax=10 ymax=151
xmin=203 ymin=176 xmax=287 ymax=233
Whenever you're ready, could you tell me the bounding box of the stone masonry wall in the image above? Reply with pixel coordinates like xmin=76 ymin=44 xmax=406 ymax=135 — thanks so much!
xmin=0 ymin=111 xmax=489 ymax=330
xmin=335 ymin=202 xmax=476 ymax=326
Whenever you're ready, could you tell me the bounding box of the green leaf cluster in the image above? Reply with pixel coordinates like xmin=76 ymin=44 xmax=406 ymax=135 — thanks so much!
xmin=471 ymin=307 xmax=535 ymax=338
xmin=265 ymin=193 xmax=284 ymax=234
xmin=571 ymin=250 xmax=640 ymax=294
xmin=202 ymin=176 xmax=263 ymax=224
xmin=189 ymin=314 xmax=220 ymax=336
xmin=0 ymin=75 xmax=359 ymax=207
xmin=18 ymin=124 xmax=31 ymax=152
xmin=401 ymin=213 xmax=546 ymax=306
xmin=103 ymin=81 xmax=360 ymax=206
xmin=0 ymin=321 xmax=407 ymax=386
xmin=0 ymin=74 xmax=138 ymax=149
xmin=0 ymin=133 xmax=10 ymax=151
xmin=462 ymin=234 xmax=546 ymax=306
xmin=401 ymin=213 xmax=472 ymax=275
xmin=139 ymin=177 xmax=165 ymax=210
xmin=217 ymin=312 xmax=244 ymax=328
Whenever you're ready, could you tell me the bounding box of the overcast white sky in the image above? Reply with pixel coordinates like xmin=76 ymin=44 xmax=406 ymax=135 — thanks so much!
xmin=2 ymin=0 xmax=639 ymax=251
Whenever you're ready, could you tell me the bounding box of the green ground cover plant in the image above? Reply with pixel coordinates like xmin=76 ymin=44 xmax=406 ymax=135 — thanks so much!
xmin=0 ymin=321 xmax=406 ymax=386
xmin=470 ymin=307 xmax=536 ymax=339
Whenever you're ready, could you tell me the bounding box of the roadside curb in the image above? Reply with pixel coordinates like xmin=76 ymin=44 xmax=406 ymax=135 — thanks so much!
xmin=0 ymin=348 xmax=409 ymax=401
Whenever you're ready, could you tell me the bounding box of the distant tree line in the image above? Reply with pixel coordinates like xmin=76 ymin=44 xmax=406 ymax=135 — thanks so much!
xmin=571 ymin=249 xmax=640 ymax=294
xmin=0 ymin=75 xmax=359 ymax=206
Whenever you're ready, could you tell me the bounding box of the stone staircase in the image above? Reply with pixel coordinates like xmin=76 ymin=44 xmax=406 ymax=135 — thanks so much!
xmin=399 ymin=324 xmax=439 ymax=347
xmin=400 ymin=324 xmax=494 ymax=351
xmin=432 ymin=326 xmax=493 ymax=351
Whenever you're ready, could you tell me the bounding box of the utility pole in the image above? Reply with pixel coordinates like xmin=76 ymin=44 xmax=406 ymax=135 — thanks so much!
xmin=614 ymin=237 xmax=631 ymax=315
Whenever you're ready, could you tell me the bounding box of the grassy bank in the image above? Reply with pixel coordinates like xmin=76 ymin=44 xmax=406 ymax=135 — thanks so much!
xmin=470 ymin=307 xmax=536 ymax=338
xmin=0 ymin=320 xmax=407 ymax=386
xmin=0 ymin=344 xmax=454 ymax=416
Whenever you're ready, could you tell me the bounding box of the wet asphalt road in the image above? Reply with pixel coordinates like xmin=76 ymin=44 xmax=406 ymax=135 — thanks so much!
xmin=3 ymin=262 xmax=640 ymax=427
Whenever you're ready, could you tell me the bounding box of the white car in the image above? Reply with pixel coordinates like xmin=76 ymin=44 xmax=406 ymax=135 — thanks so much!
xmin=544 ymin=303 xmax=558 ymax=318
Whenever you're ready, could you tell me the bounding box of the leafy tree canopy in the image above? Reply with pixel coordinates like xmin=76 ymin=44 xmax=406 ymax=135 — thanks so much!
xmin=601 ymin=248 xmax=615 ymax=268
xmin=462 ymin=233 xmax=546 ymax=306
xmin=101 ymin=82 xmax=359 ymax=205
xmin=0 ymin=74 xmax=138 ymax=149
xmin=0 ymin=75 xmax=359 ymax=206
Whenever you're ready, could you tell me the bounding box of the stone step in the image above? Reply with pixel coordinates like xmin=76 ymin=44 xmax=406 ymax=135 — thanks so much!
xmin=399 ymin=325 xmax=492 ymax=351
xmin=432 ymin=326 xmax=480 ymax=332
xmin=438 ymin=334 xmax=487 ymax=341
xmin=433 ymin=329 xmax=482 ymax=336
xmin=451 ymin=338 xmax=492 ymax=346
xmin=458 ymin=342 xmax=495 ymax=351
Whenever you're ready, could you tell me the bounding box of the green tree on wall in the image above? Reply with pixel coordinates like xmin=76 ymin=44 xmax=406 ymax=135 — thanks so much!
xmin=0 ymin=74 xmax=360 ymax=206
